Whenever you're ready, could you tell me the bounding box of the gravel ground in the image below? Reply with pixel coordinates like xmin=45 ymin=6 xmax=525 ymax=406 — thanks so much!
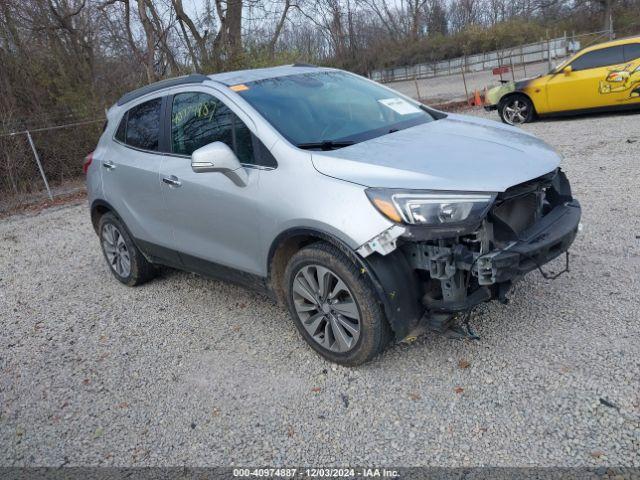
xmin=1 ymin=109 xmax=639 ymax=467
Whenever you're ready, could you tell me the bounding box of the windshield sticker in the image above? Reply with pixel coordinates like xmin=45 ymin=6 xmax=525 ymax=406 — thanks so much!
xmin=378 ymin=98 xmax=422 ymax=115
xmin=230 ymin=84 xmax=249 ymax=92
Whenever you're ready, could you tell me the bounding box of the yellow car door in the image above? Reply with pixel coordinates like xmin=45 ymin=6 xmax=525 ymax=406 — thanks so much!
xmin=545 ymin=45 xmax=626 ymax=113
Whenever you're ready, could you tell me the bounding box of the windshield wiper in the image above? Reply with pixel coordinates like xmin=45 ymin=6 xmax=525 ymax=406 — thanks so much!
xmin=296 ymin=140 xmax=355 ymax=151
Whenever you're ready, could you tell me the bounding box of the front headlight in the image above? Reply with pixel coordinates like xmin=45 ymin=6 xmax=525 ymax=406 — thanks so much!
xmin=366 ymin=189 xmax=496 ymax=226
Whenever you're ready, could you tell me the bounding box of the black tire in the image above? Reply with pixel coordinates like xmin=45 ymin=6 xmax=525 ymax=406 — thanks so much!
xmin=284 ymin=242 xmax=391 ymax=366
xmin=498 ymin=94 xmax=535 ymax=125
xmin=98 ymin=212 xmax=155 ymax=286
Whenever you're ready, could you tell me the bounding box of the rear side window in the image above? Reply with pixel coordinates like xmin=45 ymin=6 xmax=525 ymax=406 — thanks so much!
xmin=171 ymin=92 xmax=273 ymax=166
xmin=121 ymin=98 xmax=162 ymax=151
xmin=571 ymin=46 xmax=625 ymax=71
xmin=623 ymin=43 xmax=640 ymax=62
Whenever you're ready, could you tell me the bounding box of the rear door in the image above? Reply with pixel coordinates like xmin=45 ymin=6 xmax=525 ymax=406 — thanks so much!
xmin=158 ymin=89 xmax=275 ymax=277
xmin=545 ymin=45 xmax=625 ymax=112
xmin=102 ymin=97 xmax=175 ymax=255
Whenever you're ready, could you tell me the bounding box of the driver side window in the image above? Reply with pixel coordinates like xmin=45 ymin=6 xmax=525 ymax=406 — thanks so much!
xmin=570 ymin=46 xmax=625 ymax=71
xmin=171 ymin=91 xmax=280 ymax=168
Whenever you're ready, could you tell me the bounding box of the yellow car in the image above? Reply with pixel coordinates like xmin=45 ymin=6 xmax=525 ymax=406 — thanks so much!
xmin=485 ymin=35 xmax=640 ymax=125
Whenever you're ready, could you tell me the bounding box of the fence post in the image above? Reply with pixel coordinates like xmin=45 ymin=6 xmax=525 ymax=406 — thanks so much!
xmin=461 ymin=59 xmax=469 ymax=103
xmin=413 ymin=76 xmax=422 ymax=102
xmin=25 ymin=130 xmax=53 ymax=201
xmin=509 ymin=55 xmax=515 ymax=81
xmin=547 ymin=33 xmax=553 ymax=72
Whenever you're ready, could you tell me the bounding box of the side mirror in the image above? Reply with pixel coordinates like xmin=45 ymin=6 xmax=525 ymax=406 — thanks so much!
xmin=563 ymin=65 xmax=572 ymax=75
xmin=191 ymin=141 xmax=248 ymax=187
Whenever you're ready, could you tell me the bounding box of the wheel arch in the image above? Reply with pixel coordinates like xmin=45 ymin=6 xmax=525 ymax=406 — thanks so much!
xmin=267 ymin=227 xmax=355 ymax=304
xmin=90 ymin=199 xmax=120 ymax=234
xmin=267 ymin=227 xmax=423 ymax=341
xmin=500 ymin=91 xmax=537 ymax=114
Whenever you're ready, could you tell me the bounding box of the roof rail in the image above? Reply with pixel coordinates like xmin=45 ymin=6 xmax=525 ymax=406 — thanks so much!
xmin=117 ymin=73 xmax=209 ymax=106
xmin=292 ymin=63 xmax=318 ymax=68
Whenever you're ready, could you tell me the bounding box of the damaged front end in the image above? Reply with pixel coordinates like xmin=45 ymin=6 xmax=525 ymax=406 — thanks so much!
xmin=358 ymin=168 xmax=581 ymax=340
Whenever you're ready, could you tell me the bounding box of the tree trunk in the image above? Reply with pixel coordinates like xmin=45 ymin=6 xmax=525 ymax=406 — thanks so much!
xmin=226 ymin=0 xmax=243 ymax=66
xmin=145 ymin=0 xmax=181 ymax=75
xmin=603 ymin=0 xmax=613 ymax=39
xmin=173 ymin=0 xmax=208 ymax=68
xmin=136 ymin=0 xmax=157 ymax=82
xmin=268 ymin=0 xmax=291 ymax=59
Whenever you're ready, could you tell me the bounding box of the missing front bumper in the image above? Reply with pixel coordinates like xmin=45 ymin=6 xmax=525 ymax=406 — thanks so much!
xmin=422 ymin=200 xmax=580 ymax=315
xmin=483 ymin=200 xmax=580 ymax=284
xmin=359 ymin=169 xmax=581 ymax=343
xmin=405 ymin=169 xmax=581 ymax=318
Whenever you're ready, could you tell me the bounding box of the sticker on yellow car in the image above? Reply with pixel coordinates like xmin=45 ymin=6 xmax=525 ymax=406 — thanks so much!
xmin=599 ymin=62 xmax=640 ymax=98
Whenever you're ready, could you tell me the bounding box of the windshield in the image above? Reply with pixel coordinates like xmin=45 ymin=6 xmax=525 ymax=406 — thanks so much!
xmin=551 ymin=59 xmax=568 ymax=74
xmin=551 ymin=52 xmax=579 ymax=74
xmin=235 ymin=71 xmax=434 ymax=149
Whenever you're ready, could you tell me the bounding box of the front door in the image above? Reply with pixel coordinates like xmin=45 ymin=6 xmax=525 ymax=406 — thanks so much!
xmin=159 ymin=90 xmax=267 ymax=277
xmin=546 ymin=45 xmax=626 ymax=112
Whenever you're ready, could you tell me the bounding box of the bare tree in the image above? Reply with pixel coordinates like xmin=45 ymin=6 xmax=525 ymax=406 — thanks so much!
xmin=173 ymin=0 xmax=209 ymax=69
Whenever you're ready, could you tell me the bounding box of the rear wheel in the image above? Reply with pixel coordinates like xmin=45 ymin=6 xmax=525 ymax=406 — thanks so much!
xmin=499 ymin=94 xmax=534 ymax=125
xmin=284 ymin=242 xmax=390 ymax=366
xmin=98 ymin=212 xmax=155 ymax=286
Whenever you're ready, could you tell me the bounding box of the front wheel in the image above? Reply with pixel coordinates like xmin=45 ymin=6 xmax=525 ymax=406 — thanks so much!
xmin=498 ymin=94 xmax=534 ymax=125
xmin=284 ymin=242 xmax=391 ymax=366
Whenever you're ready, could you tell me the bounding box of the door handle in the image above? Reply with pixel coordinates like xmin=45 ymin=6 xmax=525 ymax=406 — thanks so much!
xmin=103 ymin=161 xmax=116 ymax=170
xmin=162 ymin=175 xmax=182 ymax=187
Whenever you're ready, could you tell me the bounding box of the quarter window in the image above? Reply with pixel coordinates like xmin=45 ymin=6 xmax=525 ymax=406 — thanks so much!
xmin=171 ymin=92 xmax=257 ymax=164
xmin=115 ymin=113 xmax=127 ymax=142
xmin=119 ymin=98 xmax=162 ymax=151
xmin=570 ymin=46 xmax=625 ymax=71
xmin=623 ymin=43 xmax=640 ymax=62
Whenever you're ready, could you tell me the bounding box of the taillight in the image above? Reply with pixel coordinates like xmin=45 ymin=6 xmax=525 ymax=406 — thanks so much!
xmin=83 ymin=152 xmax=94 ymax=174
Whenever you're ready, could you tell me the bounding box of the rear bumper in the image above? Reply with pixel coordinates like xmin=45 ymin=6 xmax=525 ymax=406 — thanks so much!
xmin=484 ymin=104 xmax=498 ymax=111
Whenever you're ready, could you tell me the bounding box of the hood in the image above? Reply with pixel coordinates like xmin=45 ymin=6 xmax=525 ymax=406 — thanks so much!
xmin=486 ymin=76 xmax=541 ymax=105
xmin=311 ymin=113 xmax=561 ymax=192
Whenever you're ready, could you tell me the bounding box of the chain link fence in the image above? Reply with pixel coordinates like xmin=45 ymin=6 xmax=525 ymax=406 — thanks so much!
xmin=0 ymin=118 xmax=103 ymax=213
xmin=370 ymin=30 xmax=615 ymax=84
xmin=370 ymin=30 xmax=622 ymax=105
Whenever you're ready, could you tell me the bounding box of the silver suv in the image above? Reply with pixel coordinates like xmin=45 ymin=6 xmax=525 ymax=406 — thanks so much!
xmin=85 ymin=65 xmax=581 ymax=366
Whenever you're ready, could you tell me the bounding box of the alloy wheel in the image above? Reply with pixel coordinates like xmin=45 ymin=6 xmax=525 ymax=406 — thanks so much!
xmin=503 ymin=99 xmax=529 ymax=125
xmin=101 ymin=223 xmax=131 ymax=278
xmin=292 ymin=264 xmax=361 ymax=353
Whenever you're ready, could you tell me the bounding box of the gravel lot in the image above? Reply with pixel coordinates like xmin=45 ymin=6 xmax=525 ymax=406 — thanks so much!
xmin=1 ymin=109 xmax=639 ymax=467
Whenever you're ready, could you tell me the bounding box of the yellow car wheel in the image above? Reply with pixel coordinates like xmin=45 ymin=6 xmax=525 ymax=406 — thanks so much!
xmin=498 ymin=94 xmax=535 ymax=126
